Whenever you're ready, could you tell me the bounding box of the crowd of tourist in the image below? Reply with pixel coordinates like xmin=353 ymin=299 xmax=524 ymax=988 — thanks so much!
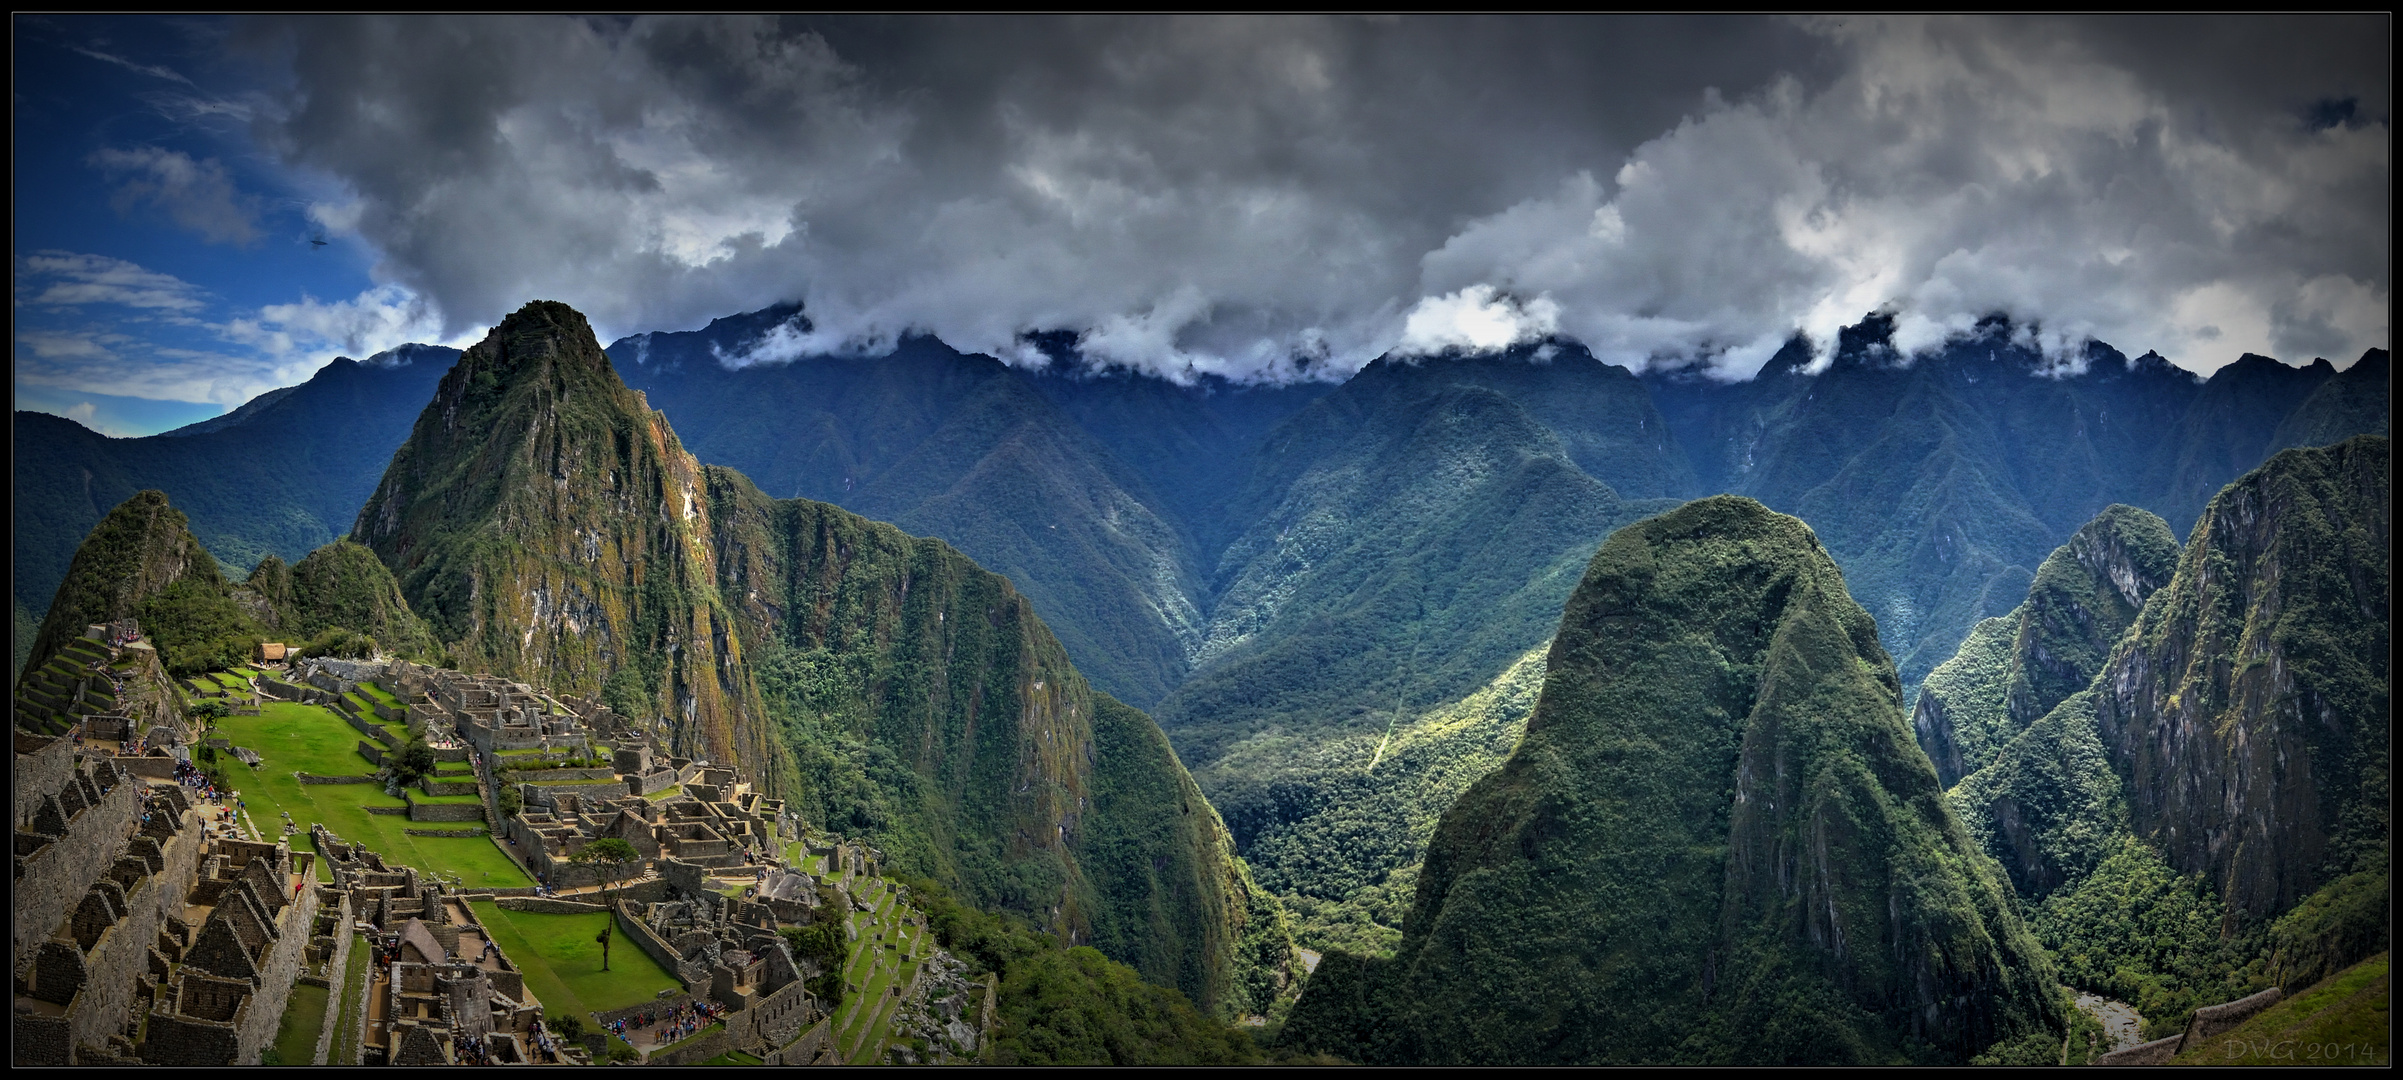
xmin=530 ymin=1022 xmax=569 ymax=1062
xmin=611 ymin=998 xmax=728 ymax=1048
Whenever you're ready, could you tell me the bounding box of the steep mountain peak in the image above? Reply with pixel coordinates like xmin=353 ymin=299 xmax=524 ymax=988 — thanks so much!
xmin=2098 ymin=434 xmax=2390 ymax=918
xmin=354 ymin=298 xmax=762 ymax=771
xmin=1911 ymin=503 xmax=2179 ymax=791
xmin=1283 ymin=494 xmax=2060 ymax=1064
xmin=439 ymin=300 xmax=625 ymax=393
xmin=19 ymin=489 xmax=229 ymax=683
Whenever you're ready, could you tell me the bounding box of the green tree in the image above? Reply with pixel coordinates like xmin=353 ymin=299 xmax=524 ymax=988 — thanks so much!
xmin=389 ymin=736 xmax=438 ymax=786
xmin=779 ymin=896 xmax=852 ymax=1012
xmin=571 ymin=837 xmax=642 ymax=971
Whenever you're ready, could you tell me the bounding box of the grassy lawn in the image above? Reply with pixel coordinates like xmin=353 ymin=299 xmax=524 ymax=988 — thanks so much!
xmin=332 ymin=933 xmax=369 ymax=1066
xmin=211 ymin=701 xmax=528 ymax=888
xmin=469 ymin=901 xmax=680 ymax=1021
xmin=2170 ymin=953 xmax=2389 ymax=1067
xmin=355 ymin=681 xmax=403 ymax=708
xmin=272 ymin=981 xmax=330 ymax=1065
xmin=698 ymin=1049 xmax=763 ymax=1066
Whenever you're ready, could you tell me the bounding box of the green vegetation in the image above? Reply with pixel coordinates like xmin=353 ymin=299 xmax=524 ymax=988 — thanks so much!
xmin=2061 ymin=996 xmax=2111 ymax=1066
xmin=570 ymin=838 xmax=641 ymax=971
xmin=209 ymin=701 xmax=527 ymax=887
xmin=19 ymin=490 xmax=260 ymax=681
xmin=272 ymin=981 xmax=331 ymax=1066
xmin=1948 ymin=692 xmax=2129 ymax=900
xmin=2266 ymin=869 xmax=2392 ymax=992
xmin=278 ymin=540 xmax=438 ymax=658
xmin=12 ymin=351 xmax=455 ymax=672
xmin=333 ymin=932 xmax=370 ymax=1066
xmin=718 ymin=467 xmax=1290 ymax=1018
xmin=2169 ymin=953 xmax=2389 ymax=1067
xmin=1158 ymin=359 xmax=1672 ymax=777
xmin=294 ymin=626 xmax=377 ymax=660
xmin=2099 ymin=436 xmax=2388 ymax=921
xmin=1281 ymin=497 xmax=2061 ymax=1065
xmin=2031 ymin=837 xmax=2260 ymax=1039
xmin=468 ymin=901 xmax=680 ymax=1017
xmin=1215 ymin=643 xmax=1547 ymax=957
xmin=778 ymin=896 xmax=850 ymax=1011
xmin=387 ymin=736 xmax=437 ymax=785
xmin=1912 ymin=505 xmax=2179 ymax=789
xmin=333 ymin=300 xmax=1279 ymax=1022
xmin=992 ymin=947 xmax=1261 ymax=1065
xmin=1922 ymin=440 xmax=2391 ymax=1047
xmin=903 ymin=876 xmax=1263 ymax=1065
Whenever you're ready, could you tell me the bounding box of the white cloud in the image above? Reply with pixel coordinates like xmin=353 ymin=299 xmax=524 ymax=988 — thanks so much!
xmin=244 ymin=15 xmax=2385 ymax=380
xmin=89 ymin=146 xmax=264 ymax=246
xmin=1416 ymin=18 xmax=2389 ymax=374
xmin=1397 ymin=285 xmax=1559 ymax=355
xmin=214 ymin=283 xmax=465 ymax=366
xmin=17 ymin=251 xmax=209 ymax=311
xmin=14 ymin=250 xmax=469 ymax=407
xmin=71 ymin=45 xmax=194 ymax=86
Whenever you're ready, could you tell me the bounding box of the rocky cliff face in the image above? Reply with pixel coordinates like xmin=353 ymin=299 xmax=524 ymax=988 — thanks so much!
xmin=1930 ymin=506 xmax=2179 ymax=898
xmin=20 ymin=490 xmax=237 ymax=683
xmin=1282 ymin=496 xmax=2060 ymax=1064
xmin=2094 ymin=435 xmax=2389 ymax=919
xmin=703 ymin=466 xmax=1290 ymax=1016
xmin=354 ymin=301 xmax=769 ymax=772
xmin=1914 ymin=505 xmax=2182 ymax=787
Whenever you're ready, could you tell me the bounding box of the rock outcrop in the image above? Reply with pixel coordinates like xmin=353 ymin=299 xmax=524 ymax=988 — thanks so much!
xmin=1912 ymin=504 xmax=2181 ymax=788
xmin=2094 ymin=435 xmax=2389 ymax=919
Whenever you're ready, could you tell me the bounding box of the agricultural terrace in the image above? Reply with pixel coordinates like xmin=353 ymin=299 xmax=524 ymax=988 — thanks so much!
xmin=203 ymin=697 xmax=531 ymax=888
xmin=833 ymin=874 xmax=934 ymax=1064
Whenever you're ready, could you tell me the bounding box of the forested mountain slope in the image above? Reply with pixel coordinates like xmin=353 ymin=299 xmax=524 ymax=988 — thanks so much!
xmin=17 ymin=489 xmax=246 ymax=681
xmin=608 ymin=310 xmax=1289 ymax=710
xmin=1912 ymin=504 xmax=2182 ymax=791
xmin=352 ymin=300 xmax=1290 ymax=1016
xmin=11 ymin=346 xmax=454 ymax=678
xmin=1934 ymin=436 xmax=2389 ymax=1035
xmin=1644 ymin=320 xmax=2384 ymax=692
xmin=2097 ymin=434 xmax=2388 ymax=921
xmin=1280 ymin=496 xmax=2061 ymax=1064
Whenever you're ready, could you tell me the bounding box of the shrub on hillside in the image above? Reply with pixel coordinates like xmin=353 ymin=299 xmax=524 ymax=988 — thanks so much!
xmin=296 ymin=626 xmax=378 ymax=660
xmin=139 ymin=578 xmax=261 ymax=676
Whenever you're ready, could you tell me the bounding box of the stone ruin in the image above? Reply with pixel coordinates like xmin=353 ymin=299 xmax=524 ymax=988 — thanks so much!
xmin=312 ymin=823 xmax=564 ymax=1065
xmin=13 ymin=725 xmax=320 ymax=1067
xmin=14 ymin=622 xmax=187 ymax=753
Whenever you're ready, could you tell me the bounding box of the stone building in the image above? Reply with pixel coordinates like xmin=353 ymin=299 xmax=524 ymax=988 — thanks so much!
xmin=13 ymin=716 xmax=320 ymax=1069
xmin=13 ymin=740 xmax=206 ymax=1065
xmin=311 ymin=823 xmax=570 ymax=1065
xmin=617 ymin=890 xmax=828 ymax=1060
xmin=138 ymin=836 xmax=320 ymax=1065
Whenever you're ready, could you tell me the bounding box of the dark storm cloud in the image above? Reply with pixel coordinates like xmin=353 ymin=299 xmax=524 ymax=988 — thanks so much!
xmin=242 ymin=14 xmax=2387 ymax=380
